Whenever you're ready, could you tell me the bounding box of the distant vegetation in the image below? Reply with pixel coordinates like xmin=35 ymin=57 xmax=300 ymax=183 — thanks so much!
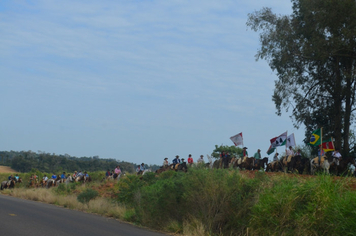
xmin=0 ymin=150 xmax=160 ymax=173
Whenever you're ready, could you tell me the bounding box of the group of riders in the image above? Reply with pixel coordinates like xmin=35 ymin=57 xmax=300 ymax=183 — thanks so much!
xmin=26 ymin=170 xmax=91 ymax=188
xmin=217 ymin=146 xmax=346 ymax=174
xmin=105 ymin=165 xmax=122 ymax=179
xmin=156 ymin=146 xmax=346 ymax=175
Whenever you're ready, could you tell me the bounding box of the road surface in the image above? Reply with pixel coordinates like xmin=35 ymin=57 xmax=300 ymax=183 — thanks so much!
xmin=0 ymin=194 xmax=167 ymax=236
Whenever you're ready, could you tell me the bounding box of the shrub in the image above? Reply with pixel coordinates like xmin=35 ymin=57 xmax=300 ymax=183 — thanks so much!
xmin=77 ymin=189 xmax=99 ymax=204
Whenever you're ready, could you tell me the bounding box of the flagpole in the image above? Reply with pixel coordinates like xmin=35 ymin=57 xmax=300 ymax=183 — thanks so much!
xmin=320 ymin=127 xmax=323 ymax=155
xmin=331 ymin=136 xmax=335 ymax=151
xmin=293 ymin=133 xmax=296 ymax=147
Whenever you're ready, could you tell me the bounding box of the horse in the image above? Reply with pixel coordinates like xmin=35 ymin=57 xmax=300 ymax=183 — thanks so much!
xmin=265 ymin=160 xmax=283 ymax=172
xmin=329 ymin=156 xmax=356 ymax=176
xmin=0 ymin=179 xmax=16 ymax=190
xmin=46 ymin=179 xmax=56 ymax=188
xmin=311 ymin=158 xmax=330 ymax=175
xmin=253 ymin=157 xmax=268 ymax=170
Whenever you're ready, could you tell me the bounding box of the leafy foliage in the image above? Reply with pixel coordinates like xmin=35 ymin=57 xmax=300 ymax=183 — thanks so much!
xmin=77 ymin=189 xmax=99 ymax=204
xmin=247 ymin=0 xmax=356 ymax=155
xmin=211 ymin=145 xmax=243 ymax=159
xmin=0 ymin=150 xmax=160 ymax=173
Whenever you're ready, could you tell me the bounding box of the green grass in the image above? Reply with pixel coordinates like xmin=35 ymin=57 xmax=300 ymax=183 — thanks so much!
xmin=2 ymin=169 xmax=356 ymax=235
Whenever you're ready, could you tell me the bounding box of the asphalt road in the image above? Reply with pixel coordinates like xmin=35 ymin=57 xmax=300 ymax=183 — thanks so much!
xmin=0 ymin=194 xmax=167 ymax=236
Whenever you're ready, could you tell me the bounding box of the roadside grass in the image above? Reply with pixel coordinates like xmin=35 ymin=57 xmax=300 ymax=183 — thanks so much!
xmin=2 ymin=169 xmax=356 ymax=235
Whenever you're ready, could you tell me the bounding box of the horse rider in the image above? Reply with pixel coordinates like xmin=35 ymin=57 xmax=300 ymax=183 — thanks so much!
xmin=172 ymin=155 xmax=181 ymax=165
xmin=51 ymin=173 xmax=57 ymax=180
xmin=140 ymin=163 xmax=145 ymax=171
xmin=163 ymin=157 xmax=169 ymax=167
xmin=332 ymin=148 xmax=342 ymax=166
xmin=136 ymin=165 xmax=142 ymax=175
xmin=114 ymin=165 xmax=122 ymax=179
xmin=105 ymin=169 xmax=111 ymax=178
xmin=295 ymin=149 xmax=302 ymax=156
xmin=254 ymin=149 xmax=261 ymax=166
xmin=242 ymin=147 xmax=248 ymax=157
xmin=172 ymin=155 xmax=181 ymax=170
xmin=188 ymin=154 xmax=193 ymax=166
xmin=318 ymin=148 xmax=325 ymax=166
xmin=273 ymin=153 xmax=279 ymax=162
xmin=197 ymin=155 xmax=204 ymax=164
xmin=61 ymin=172 xmax=66 ymax=180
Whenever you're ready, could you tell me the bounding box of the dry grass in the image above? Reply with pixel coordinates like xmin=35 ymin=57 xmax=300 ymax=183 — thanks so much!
xmin=183 ymin=217 xmax=210 ymax=236
xmin=0 ymin=165 xmax=18 ymax=173
xmin=2 ymin=188 xmax=126 ymax=219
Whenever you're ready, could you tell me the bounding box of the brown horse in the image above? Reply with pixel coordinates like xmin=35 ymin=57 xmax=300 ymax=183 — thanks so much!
xmin=253 ymin=157 xmax=269 ymax=170
xmin=329 ymin=156 xmax=355 ymax=176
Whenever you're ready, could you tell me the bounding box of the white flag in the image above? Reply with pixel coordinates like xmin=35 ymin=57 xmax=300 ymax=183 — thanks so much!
xmin=286 ymin=133 xmax=296 ymax=147
xmin=230 ymin=132 xmax=243 ymax=146
xmin=270 ymin=131 xmax=288 ymax=148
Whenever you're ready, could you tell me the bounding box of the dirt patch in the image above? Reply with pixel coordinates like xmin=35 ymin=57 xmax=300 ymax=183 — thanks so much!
xmin=0 ymin=165 xmax=18 ymax=173
xmin=92 ymin=182 xmax=117 ymax=198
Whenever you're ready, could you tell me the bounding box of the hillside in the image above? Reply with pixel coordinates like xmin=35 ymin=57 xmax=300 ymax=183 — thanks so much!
xmin=0 ymin=165 xmax=18 ymax=173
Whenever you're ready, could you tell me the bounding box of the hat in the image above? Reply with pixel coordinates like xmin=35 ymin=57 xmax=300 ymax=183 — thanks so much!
xmin=181 ymin=158 xmax=185 ymax=161
xmin=164 ymin=157 xmax=168 ymax=160
xmin=176 ymin=155 xmax=179 ymax=158
xmin=200 ymin=155 xmax=204 ymax=157
xmin=243 ymin=147 xmax=248 ymax=149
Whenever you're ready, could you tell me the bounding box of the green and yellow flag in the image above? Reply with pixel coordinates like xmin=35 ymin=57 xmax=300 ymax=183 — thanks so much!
xmin=309 ymin=128 xmax=321 ymax=146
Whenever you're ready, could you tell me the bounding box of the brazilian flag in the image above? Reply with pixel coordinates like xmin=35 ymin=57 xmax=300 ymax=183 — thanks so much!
xmin=310 ymin=128 xmax=321 ymax=146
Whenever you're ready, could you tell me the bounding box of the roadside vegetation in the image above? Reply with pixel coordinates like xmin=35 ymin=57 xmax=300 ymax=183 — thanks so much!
xmin=2 ymin=167 xmax=356 ymax=235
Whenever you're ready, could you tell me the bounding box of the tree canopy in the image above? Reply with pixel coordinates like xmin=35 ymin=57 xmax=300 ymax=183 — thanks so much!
xmin=247 ymin=0 xmax=356 ymax=155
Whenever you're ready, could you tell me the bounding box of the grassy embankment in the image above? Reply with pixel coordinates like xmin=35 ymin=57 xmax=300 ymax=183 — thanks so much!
xmin=1 ymin=167 xmax=356 ymax=235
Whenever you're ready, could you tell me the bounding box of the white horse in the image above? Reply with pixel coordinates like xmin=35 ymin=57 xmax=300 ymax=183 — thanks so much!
xmin=142 ymin=169 xmax=151 ymax=175
xmin=311 ymin=159 xmax=330 ymax=175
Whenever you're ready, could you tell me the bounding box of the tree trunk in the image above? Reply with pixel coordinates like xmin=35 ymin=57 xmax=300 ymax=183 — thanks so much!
xmin=334 ymin=56 xmax=343 ymax=150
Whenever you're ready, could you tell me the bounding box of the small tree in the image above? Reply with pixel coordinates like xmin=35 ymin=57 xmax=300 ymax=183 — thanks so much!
xmin=211 ymin=145 xmax=242 ymax=159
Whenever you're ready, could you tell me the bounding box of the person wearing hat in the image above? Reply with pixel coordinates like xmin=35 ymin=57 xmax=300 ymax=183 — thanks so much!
xmin=197 ymin=155 xmax=204 ymax=164
xmin=163 ymin=157 xmax=169 ymax=167
xmin=172 ymin=155 xmax=181 ymax=164
xmin=187 ymin=154 xmax=193 ymax=166
xmin=241 ymin=147 xmax=248 ymax=158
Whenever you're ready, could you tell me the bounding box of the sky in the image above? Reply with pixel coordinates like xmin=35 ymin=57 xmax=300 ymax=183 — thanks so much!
xmin=0 ymin=0 xmax=305 ymax=165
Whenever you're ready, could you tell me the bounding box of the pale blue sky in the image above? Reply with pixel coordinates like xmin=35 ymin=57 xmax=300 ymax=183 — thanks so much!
xmin=0 ymin=0 xmax=304 ymax=165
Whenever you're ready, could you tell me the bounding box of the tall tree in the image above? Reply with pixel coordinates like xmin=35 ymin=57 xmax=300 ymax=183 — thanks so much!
xmin=247 ymin=0 xmax=356 ymax=155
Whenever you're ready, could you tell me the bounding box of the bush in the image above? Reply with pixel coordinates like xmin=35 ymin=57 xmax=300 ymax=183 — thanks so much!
xmin=77 ymin=189 xmax=99 ymax=204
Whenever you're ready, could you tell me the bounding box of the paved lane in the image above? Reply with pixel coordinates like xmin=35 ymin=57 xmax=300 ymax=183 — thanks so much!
xmin=0 ymin=194 xmax=167 ymax=236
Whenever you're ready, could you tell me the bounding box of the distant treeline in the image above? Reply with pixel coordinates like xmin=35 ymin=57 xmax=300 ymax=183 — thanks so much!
xmin=0 ymin=150 xmax=160 ymax=173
